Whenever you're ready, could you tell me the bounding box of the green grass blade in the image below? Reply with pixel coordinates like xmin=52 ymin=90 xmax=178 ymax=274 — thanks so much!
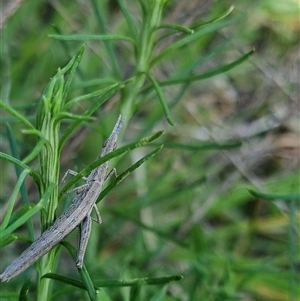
xmin=21 ymin=129 xmax=47 ymax=140
xmin=79 ymin=267 xmax=98 ymax=301
xmin=0 ymin=101 xmax=35 ymax=130
xmin=58 ymin=83 xmax=122 ymax=152
xmin=96 ymin=275 xmax=182 ymax=287
xmin=62 ymin=45 xmax=86 ymax=102
xmin=43 ymin=273 xmax=182 ymax=289
xmin=65 ymin=83 xmax=120 ymax=110
xmin=149 ymin=286 xmax=168 ymax=301
xmin=60 ymin=241 xmax=98 ymax=301
xmin=97 ymin=145 xmax=163 ymax=203
xmin=0 ymin=115 xmax=36 ymax=124
xmin=60 ymin=132 xmax=164 ymax=195
xmin=171 ymin=38 xmax=232 ymax=79
xmin=0 ymin=152 xmax=30 ymax=170
xmin=43 ymin=273 xmax=87 ymax=290
xmin=74 ymin=78 xmax=117 ymax=89
xmin=49 ymin=34 xmax=135 ymax=45
xmin=0 ymin=234 xmax=18 ymax=248
xmin=6 ymin=204 xmax=34 ymax=226
xmin=129 ymin=280 xmax=143 ymax=301
xmin=118 ymin=0 xmax=138 ymax=39
xmin=150 ymin=140 xmax=242 ymax=150
xmin=144 ymin=275 xmax=183 ymax=285
xmin=160 ymin=49 xmax=255 ymax=86
xmin=22 ymin=139 xmax=48 ymax=164
xmin=18 ymin=279 xmax=33 ymax=301
xmin=90 ymin=0 xmax=121 ymax=79
xmin=146 ymin=73 xmax=175 ymax=125
xmin=157 ymin=23 xmax=194 ymax=34
xmin=191 ymin=5 xmax=234 ymax=29
xmin=0 ymin=169 xmax=31 ymax=231
xmin=0 ymin=183 xmax=56 ymax=238
xmin=43 ymin=240 xmax=104 ymax=301
xmin=96 ymin=290 xmax=113 ymax=301
xmin=0 ymin=151 xmax=40 ymax=184
xmin=151 ymin=16 xmax=242 ymax=66
xmin=110 ymin=208 xmax=189 ymax=248
xmin=0 ymin=234 xmax=31 ymax=248
xmin=248 ymin=189 xmax=300 ymax=201
xmin=133 ymin=176 xmax=206 ymax=211
xmin=56 ymin=112 xmax=95 ymax=122
xmin=5 ymin=124 xmax=34 ymax=238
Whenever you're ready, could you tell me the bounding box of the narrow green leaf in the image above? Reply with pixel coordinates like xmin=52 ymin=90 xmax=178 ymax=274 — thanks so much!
xmin=56 ymin=112 xmax=95 ymax=122
xmin=44 ymin=273 xmax=182 ymax=289
xmin=90 ymin=0 xmax=121 ymax=78
xmin=18 ymin=279 xmax=33 ymax=301
xmin=191 ymin=5 xmax=234 ymax=29
xmin=118 ymin=0 xmax=138 ymax=39
xmin=0 ymin=114 xmax=36 ymax=124
xmin=97 ymin=275 xmax=182 ymax=288
xmin=60 ymin=132 xmax=164 ymax=195
xmin=79 ymin=266 xmax=98 ymax=301
xmin=94 ymin=275 xmax=183 ymax=287
xmin=62 ymin=45 xmax=86 ymax=102
xmin=171 ymin=38 xmax=232 ymax=79
xmin=43 ymin=273 xmax=87 ymax=290
xmin=0 ymin=234 xmax=18 ymax=248
xmin=96 ymin=278 xmax=139 ymax=287
xmin=248 ymin=189 xmax=300 ymax=201
xmin=110 ymin=206 xmax=189 ymax=248
xmin=0 ymin=169 xmax=31 ymax=231
xmin=149 ymin=286 xmax=168 ymax=301
xmin=0 ymin=152 xmax=30 ymax=170
xmin=145 ymin=275 xmax=183 ymax=285
xmin=129 ymin=280 xmax=144 ymax=301
xmin=65 ymin=83 xmax=120 ymax=109
xmin=22 ymin=139 xmax=48 ymax=164
xmin=58 ymin=241 xmax=98 ymax=301
xmin=49 ymin=34 xmax=135 ymax=45
xmin=96 ymin=145 xmax=164 ymax=203
xmin=146 ymin=73 xmax=175 ymax=125
xmin=6 ymin=204 xmax=34 ymax=226
xmin=133 ymin=176 xmax=206 ymax=212
xmin=157 ymin=23 xmax=194 ymax=34
xmin=6 ymin=123 xmax=21 ymax=163
xmin=6 ymin=124 xmax=35 ymax=239
xmin=93 ymin=144 xmax=161 ymax=205
xmin=0 ymin=151 xmax=40 ymax=184
xmin=151 ymin=16 xmax=242 ymax=66
xmin=0 ymin=233 xmax=32 ymax=248
xmin=74 ymin=78 xmax=117 ymax=89
xmin=58 ymin=83 xmax=123 ymax=152
xmin=160 ymin=50 xmax=255 ymax=86
xmin=21 ymin=128 xmax=46 ymax=140
xmin=35 ymin=75 xmax=58 ymax=129
xmin=0 ymin=183 xmax=56 ymax=238
xmin=150 ymin=140 xmax=242 ymax=150
xmin=45 ymin=272 xmax=112 ymax=300
xmin=96 ymin=290 xmax=113 ymax=301
xmin=0 ymin=101 xmax=35 ymax=130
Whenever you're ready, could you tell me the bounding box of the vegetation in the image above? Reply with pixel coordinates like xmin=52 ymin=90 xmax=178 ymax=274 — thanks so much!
xmin=0 ymin=0 xmax=299 ymax=300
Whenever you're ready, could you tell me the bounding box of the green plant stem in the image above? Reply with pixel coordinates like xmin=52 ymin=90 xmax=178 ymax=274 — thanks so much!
xmin=120 ymin=0 xmax=165 ymax=120
xmin=35 ymin=73 xmax=64 ymax=301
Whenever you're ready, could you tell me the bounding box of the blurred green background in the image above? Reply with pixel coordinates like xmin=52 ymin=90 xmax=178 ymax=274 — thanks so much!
xmin=0 ymin=0 xmax=299 ymax=300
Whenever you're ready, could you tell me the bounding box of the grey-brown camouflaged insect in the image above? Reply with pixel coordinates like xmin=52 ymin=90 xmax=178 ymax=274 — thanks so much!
xmin=0 ymin=115 xmax=124 ymax=282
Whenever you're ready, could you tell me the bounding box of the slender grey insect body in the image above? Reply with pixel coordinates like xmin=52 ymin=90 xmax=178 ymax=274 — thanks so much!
xmin=0 ymin=115 xmax=124 ymax=282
